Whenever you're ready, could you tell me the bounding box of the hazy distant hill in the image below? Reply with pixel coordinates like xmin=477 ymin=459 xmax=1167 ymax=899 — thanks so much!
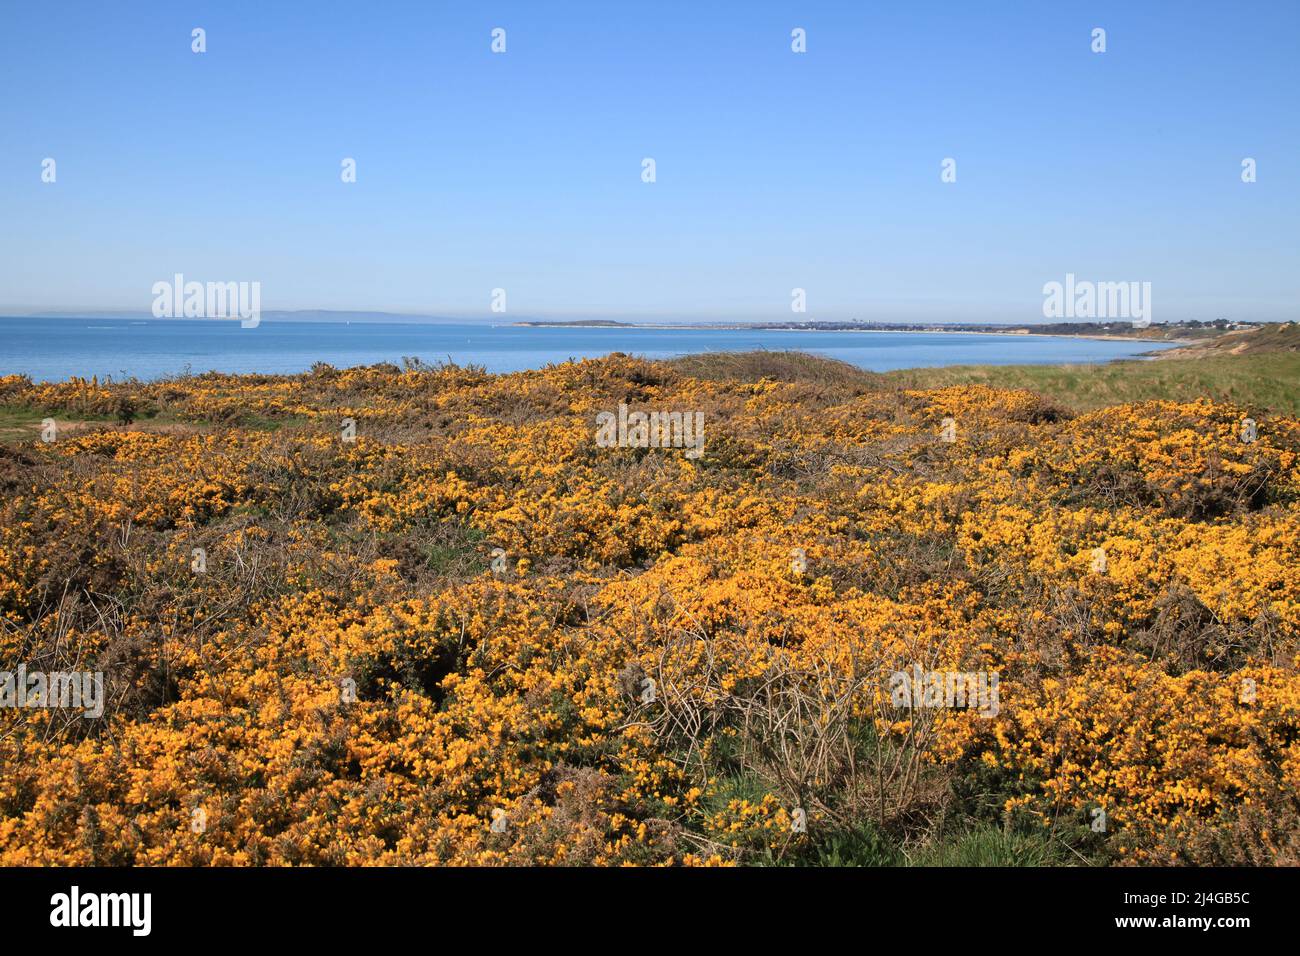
xmin=11 ymin=310 xmax=484 ymax=324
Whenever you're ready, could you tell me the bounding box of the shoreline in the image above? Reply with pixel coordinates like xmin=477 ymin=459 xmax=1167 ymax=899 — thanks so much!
xmin=510 ymin=323 xmax=1195 ymax=346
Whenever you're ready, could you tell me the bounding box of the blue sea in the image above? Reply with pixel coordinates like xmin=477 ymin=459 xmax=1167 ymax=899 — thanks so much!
xmin=0 ymin=318 xmax=1176 ymax=383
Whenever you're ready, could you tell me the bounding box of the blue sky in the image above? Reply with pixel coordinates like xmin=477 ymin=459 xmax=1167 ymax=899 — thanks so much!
xmin=1 ymin=0 xmax=1296 ymax=322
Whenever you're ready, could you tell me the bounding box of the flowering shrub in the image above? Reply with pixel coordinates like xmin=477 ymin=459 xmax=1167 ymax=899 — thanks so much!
xmin=1 ymin=354 xmax=1297 ymax=865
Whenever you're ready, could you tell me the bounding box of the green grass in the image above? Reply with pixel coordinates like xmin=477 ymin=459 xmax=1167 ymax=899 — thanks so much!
xmin=797 ymin=821 xmax=1082 ymax=867
xmin=668 ymin=347 xmax=1299 ymax=416
xmin=0 ymin=403 xmax=115 ymax=442
xmin=780 ymin=819 xmax=1077 ymax=867
xmin=424 ymin=525 xmax=489 ymax=574
xmin=0 ymin=402 xmax=205 ymax=443
xmin=885 ymin=352 xmax=1300 ymax=416
xmin=909 ymin=826 xmax=1076 ymax=867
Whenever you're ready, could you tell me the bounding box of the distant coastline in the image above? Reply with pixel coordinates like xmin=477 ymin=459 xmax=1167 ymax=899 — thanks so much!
xmin=510 ymin=318 xmax=1225 ymax=346
xmin=3 ymin=310 xmax=1250 ymax=348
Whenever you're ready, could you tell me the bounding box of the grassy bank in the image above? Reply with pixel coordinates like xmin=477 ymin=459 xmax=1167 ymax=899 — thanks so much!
xmin=882 ymin=351 xmax=1300 ymax=416
xmin=670 ymin=325 xmax=1300 ymax=416
xmin=883 ymin=323 xmax=1300 ymax=415
xmin=672 ymin=346 xmax=1300 ymax=416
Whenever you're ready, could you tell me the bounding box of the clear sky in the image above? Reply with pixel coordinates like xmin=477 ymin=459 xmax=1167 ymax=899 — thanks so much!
xmin=1 ymin=0 xmax=1296 ymax=323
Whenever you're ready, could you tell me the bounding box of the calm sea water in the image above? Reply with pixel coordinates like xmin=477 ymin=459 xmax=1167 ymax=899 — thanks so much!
xmin=0 ymin=318 xmax=1174 ymax=383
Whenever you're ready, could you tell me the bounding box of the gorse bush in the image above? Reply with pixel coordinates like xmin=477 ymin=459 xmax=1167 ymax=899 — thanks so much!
xmin=0 ymin=353 xmax=1297 ymax=865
